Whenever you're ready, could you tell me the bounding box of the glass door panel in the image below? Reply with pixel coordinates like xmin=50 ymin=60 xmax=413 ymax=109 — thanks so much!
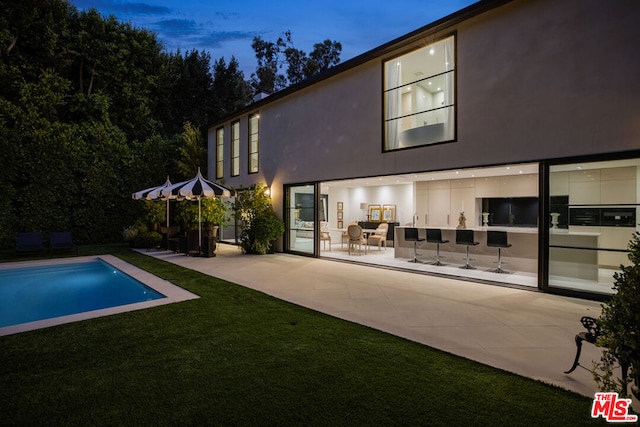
xmin=285 ymin=184 xmax=316 ymax=255
xmin=548 ymin=159 xmax=640 ymax=295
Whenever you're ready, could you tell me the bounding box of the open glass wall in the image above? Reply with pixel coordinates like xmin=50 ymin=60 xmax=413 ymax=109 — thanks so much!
xmin=317 ymin=163 xmax=540 ymax=289
xmin=548 ymin=158 xmax=640 ymax=295
xmin=285 ymin=184 xmax=316 ymax=255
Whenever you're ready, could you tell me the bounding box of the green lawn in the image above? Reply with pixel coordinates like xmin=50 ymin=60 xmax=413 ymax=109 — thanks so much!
xmin=0 ymin=247 xmax=606 ymax=426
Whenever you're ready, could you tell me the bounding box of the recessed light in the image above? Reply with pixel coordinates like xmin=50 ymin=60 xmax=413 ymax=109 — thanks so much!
xmin=429 ymin=48 xmax=435 ymax=55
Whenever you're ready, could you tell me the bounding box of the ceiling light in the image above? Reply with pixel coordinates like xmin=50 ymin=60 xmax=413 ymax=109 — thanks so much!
xmin=429 ymin=48 xmax=435 ymax=55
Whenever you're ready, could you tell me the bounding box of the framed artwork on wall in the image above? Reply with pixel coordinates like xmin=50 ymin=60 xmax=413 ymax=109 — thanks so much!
xmin=383 ymin=204 xmax=396 ymax=222
xmin=337 ymin=220 xmax=343 ymax=229
xmin=337 ymin=201 xmax=343 ymax=211
xmin=369 ymin=207 xmax=382 ymax=222
xmin=337 ymin=211 xmax=343 ymax=220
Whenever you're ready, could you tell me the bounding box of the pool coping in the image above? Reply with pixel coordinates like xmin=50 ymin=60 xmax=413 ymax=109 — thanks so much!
xmin=0 ymin=255 xmax=200 ymax=336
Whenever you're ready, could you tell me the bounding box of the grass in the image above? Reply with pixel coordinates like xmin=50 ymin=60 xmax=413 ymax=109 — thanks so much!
xmin=0 ymin=246 xmax=606 ymax=426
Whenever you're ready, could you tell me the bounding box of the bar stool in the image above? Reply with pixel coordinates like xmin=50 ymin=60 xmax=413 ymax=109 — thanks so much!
xmin=405 ymin=227 xmax=425 ymax=263
xmin=486 ymin=230 xmax=512 ymax=273
xmin=456 ymin=229 xmax=479 ymax=269
xmin=426 ymin=228 xmax=449 ymax=266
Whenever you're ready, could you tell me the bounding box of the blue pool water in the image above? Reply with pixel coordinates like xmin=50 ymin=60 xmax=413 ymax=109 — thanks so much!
xmin=0 ymin=260 xmax=165 ymax=327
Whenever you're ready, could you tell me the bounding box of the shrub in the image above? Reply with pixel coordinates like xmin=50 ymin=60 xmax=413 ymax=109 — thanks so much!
xmin=594 ymin=232 xmax=640 ymax=401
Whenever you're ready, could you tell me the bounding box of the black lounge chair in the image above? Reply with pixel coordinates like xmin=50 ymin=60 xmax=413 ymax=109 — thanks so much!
xmin=49 ymin=231 xmax=77 ymax=253
xmin=16 ymin=232 xmax=45 ymax=253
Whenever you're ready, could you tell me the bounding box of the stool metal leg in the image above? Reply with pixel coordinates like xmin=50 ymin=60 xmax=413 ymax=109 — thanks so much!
xmin=432 ymin=243 xmax=445 ymax=266
xmin=409 ymin=241 xmax=424 ymax=263
xmin=460 ymin=245 xmax=475 ymax=269
xmin=492 ymin=247 xmax=507 ymax=273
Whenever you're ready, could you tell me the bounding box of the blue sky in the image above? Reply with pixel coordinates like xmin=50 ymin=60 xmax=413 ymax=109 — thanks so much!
xmin=70 ymin=0 xmax=477 ymax=76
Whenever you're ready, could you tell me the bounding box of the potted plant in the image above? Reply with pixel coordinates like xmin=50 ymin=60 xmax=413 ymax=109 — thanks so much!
xmin=200 ymin=198 xmax=230 ymax=257
xmin=234 ymin=184 xmax=285 ymax=255
xmin=144 ymin=200 xmax=166 ymax=231
xmin=593 ymin=232 xmax=640 ymax=410
xmin=200 ymin=197 xmax=229 ymax=239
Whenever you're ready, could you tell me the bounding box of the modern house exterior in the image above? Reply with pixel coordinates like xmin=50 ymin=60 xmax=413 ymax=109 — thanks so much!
xmin=207 ymin=0 xmax=640 ymax=300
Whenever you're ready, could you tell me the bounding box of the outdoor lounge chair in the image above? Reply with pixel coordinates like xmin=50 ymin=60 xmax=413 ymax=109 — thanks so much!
xmin=49 ymin=231 xmax=77 ymax=253
xmin=15 ymin=232 xmax=45 ymax=253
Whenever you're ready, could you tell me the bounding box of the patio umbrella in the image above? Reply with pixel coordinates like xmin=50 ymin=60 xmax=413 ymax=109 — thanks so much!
xmin=132 ymin=176 xmax=172 ymax=226
xmin=161 ymin=168 xmax=234 ymax=253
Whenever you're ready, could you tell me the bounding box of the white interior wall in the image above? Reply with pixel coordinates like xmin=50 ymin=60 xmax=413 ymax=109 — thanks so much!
xmin=347 ymin=184 xmax=413 ymax=225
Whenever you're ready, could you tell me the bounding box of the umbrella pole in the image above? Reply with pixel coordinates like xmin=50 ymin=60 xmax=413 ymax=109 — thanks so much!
xmin=198 ymin=198 xmax=202 ymax=255
xmin=166 ymin=198 xmax=170 ymax=227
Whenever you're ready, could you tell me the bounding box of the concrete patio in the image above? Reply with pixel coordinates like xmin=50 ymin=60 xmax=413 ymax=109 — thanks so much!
xmin=142 ymin=243 xmax=606 ymax=398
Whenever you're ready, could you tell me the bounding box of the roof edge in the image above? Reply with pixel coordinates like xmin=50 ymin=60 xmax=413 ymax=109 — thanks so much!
xmin=207 ymin=0 xmax=514 ymax=129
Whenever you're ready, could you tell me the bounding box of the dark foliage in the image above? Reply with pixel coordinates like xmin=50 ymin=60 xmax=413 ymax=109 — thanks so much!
xmin=0 ymin=1 xmax=250 ymax=249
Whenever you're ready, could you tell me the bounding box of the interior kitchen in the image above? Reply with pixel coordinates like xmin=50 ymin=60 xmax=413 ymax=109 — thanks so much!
xmin=313 ymin=158 xmax=640 ymax=296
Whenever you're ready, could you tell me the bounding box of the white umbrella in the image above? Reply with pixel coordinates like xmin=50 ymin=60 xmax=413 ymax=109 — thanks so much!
xmin=132 ymin=176 xmax=172 ymax=226
xmin=161 ymin=168 xmax=234 ymax=254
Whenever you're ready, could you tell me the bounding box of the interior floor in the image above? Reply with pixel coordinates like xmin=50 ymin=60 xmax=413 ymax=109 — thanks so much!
xmin=314 ymin=240 xmax=616 ymax=295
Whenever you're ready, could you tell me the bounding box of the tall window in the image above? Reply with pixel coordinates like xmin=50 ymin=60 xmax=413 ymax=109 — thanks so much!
xmin=384 ymin=35 xmax=455 ymax=151
xmin=248 ymin=113 xmax=259 ymax=173
xmin=231 ymin=121 xmax=240 ymax=177
xmin=215 ymin=127 xmax=224 ymax=179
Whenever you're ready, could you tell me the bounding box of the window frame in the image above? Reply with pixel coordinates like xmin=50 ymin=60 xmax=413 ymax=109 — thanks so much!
xmin=248 ymin=113 xmax=259 ymax=174
xmin=382 ymin=33 xmax=457 ymax=152
xmin=215 ymin=126 xmax=224 ymax=179
xmin=231 ymin=120 xmax=240 ymax=177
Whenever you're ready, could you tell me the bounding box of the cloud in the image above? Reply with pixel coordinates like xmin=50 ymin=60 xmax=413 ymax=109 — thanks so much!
xmin=197 ymin=30 xmax=258 ymax=49
xmin=72 ymin=0 xmax=171 ymax=16
xmin=155 ymin=19 xmax=200 ymax=36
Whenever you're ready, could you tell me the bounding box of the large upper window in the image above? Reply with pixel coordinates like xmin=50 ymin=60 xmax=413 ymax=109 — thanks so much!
xmin=384 ymin=35 xmax=455 ymax=151
xmin=215 ymin=127 xmax=224 ymax=179
xmin=248 ymin=113 xmax=259 ymax=174
xmin=231 ymin=121 xmax=240 ymax=177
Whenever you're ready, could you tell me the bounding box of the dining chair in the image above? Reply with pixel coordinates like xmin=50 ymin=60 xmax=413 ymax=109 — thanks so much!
xmin=320 ymin=222 xmax=332 ymax=251
xmin=368 ymin=223 xmax=389 ymax=250
xmin=341 ymin=222 xmax=357 ymax=248
xmin=347 ymin=224 xmax=367 ymax=255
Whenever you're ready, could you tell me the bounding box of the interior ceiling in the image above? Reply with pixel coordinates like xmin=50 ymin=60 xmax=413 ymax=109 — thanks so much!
xmin=321 ymin=158 xmax=640 ymax=192
xmin=321 ymin=163 xmax=539 ymax=191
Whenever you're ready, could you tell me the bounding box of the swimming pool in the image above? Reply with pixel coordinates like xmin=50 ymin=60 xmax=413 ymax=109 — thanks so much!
xmin=0 ymin=255 xmax=199 ymax=335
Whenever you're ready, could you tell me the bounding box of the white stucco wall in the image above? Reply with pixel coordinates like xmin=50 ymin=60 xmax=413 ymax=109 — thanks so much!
xmin=208 ymin=0 xmax=640 ymax=247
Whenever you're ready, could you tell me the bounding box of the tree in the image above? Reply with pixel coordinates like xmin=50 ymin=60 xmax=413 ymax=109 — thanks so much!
xmin=249 ymin=35 xmax=287 ymax=95
xmin=308 ymin=39 xmax=342 ymax=74
xmin=594 ymin=232 xmax=640 ymax=402
xmin=178 ymin=121 xmax=207 ymax=178
xmin=210 ymin=56 xmax=251 ymax=121
xmin=234 ymin=184 xmax=284 ymax=254
xmin=250 ymin=31 xmax=342 ymax=94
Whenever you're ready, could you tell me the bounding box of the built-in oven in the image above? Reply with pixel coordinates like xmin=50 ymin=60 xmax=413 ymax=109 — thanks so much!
xmin=569 ymin=207 xmax=636 ymax=227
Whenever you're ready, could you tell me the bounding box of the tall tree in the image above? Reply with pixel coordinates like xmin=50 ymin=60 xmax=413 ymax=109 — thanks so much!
xmin=250 ymin=31 xmax=342 ymax=93
xmin=249 ymin=35 xmax=287 ymax=95
xmin=211 ymin=56 xmax=251 ymax=121
xmin=178 ymin=121 xmax=207 ymax=178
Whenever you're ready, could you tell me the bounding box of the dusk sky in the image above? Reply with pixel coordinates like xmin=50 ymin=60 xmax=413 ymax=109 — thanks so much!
xmin=70 ymin=0 xmax=478 ymax=76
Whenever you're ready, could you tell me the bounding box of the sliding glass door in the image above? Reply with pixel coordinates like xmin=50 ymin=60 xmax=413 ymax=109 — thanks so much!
xmin=547 ymin=158 xmax=640 ymax=295
xmin=285 ymin=183 xmax=317 ymax=255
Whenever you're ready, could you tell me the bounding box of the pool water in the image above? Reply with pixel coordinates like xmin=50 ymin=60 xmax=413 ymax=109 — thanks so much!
xmin=0 ymin=259 xmax=165 ymax=327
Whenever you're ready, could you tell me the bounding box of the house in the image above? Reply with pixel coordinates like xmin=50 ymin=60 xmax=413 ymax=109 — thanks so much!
xmin=207 ymin=0 xmax=640 ymax=300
